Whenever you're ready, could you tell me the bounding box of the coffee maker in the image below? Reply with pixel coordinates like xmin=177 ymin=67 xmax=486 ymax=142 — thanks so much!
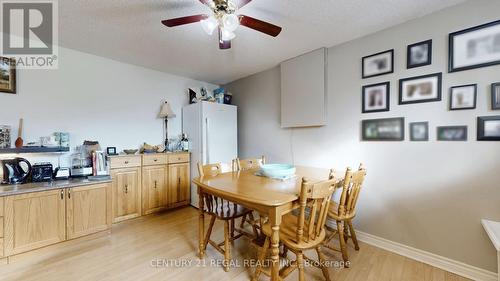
xmin=0 ymin=157 xmax=32 ymax=184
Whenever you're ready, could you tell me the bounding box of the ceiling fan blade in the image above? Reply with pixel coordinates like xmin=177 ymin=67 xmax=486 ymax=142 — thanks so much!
xmin=219 ymin=28 xmax=231 ymax=50
xmin=234 ymin=0 xmax=253 ymax=9
xmin=161 ymin=14 xmax=208 ymax=27
xmin=239 ymin=15 xmax=282 ymax=37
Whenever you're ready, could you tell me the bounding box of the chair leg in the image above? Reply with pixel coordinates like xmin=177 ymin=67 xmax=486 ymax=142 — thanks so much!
xmin=230 ymin=218 xmax=235 ymax=240
xmin=297 ymin=252 xmax=305 ymax=281
xmin=316 ymin=246 xmax=331 ymax=281
xmin=203 ymin=215 xmax=217 ymax=252
xmin=348 ymin=220 xmax=360 ymax=251
xmin=224 ymin=220 xmax=231 ymax=272
xmin=248 ymin=212 xmax=259 ymax=237
xmin=337 ymin=221 xmax=350 ymax=267
xmin=252 ymin=236 xmax=270 ymax=281
xmin=343 ymin=222 xmax=350 ymax=244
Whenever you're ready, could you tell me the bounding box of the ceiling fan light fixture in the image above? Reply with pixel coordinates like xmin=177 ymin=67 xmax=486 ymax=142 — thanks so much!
xmin=222 ymin=13 xmax=239 ymax=32
xmin=221 ymin=28 xmax=236 ymax=41
xmin=201 ymin=16 xmax=218 ymax=35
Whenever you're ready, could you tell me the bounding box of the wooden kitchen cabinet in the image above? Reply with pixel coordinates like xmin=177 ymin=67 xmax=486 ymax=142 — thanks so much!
xmin=167 ymin=162 xmax=190 ymax=208
xmin=142 ymin=165 xmax=168 ymax=215
xmin=66 ymin=183 xmax=112 ymax=240
xmin=111 ymin=167 xmax=141 ymax=223
xmin=4 ymin=189 xmax=66 ymax=256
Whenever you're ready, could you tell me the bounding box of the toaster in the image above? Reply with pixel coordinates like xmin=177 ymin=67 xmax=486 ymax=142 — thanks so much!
xmin=31 ymin=163 xmax=53 ymax=182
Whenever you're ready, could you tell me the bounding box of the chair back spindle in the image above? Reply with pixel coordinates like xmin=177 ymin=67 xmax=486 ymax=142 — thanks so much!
xmin=337 ymin=164 xmax=367 ymax=218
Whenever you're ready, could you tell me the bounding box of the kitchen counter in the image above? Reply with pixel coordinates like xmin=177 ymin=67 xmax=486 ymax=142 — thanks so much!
xmin=0 ymin=177 xmax=112 ymax=197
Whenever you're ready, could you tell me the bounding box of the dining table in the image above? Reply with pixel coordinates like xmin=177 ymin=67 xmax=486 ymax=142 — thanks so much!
xmin=192 ymin=166 xmax=342 ymax=281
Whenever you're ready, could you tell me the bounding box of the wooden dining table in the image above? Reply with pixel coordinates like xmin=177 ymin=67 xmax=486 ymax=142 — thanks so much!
xmin=192 ymin=166 xmax=341 ymax=281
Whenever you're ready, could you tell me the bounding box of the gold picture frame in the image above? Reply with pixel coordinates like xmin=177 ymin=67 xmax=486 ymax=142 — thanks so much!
xmin=0 ymin=57 xmax=16 ymax=94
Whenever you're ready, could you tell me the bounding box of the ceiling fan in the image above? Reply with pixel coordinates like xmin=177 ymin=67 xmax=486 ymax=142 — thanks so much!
xmin=161 ymin=0 xmax=282 ymax=50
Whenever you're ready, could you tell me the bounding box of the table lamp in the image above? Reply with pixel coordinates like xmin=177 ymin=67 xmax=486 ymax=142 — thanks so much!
xmin=159 ymin=101 xmax=176 ymax=151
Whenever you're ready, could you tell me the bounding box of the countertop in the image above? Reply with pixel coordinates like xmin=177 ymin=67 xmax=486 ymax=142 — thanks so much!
xmin=0 ymin=178 xmax=112 ymax=197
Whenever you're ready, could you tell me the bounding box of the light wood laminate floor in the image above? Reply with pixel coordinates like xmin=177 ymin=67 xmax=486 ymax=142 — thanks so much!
xmin=0 ymin=207 xmax=470 ymax=281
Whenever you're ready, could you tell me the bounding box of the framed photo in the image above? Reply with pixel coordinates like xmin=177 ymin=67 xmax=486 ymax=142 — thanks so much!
xmin=492 ymin=83 xmax=500 ymax=110
xmin=437 ymin=126 xmax=467 ymax=141
xmin=410 ymin=122 xmax=429 ymax=141
xmin=362 ymin=49 xmax=394 ymax=79
xmin=477 ymin=116 xmax=500 ymax=141
xmin=399 ymin=73 xmax=442 ymax=105
xmin=106 ymin=147 xmax=118 ymax=156
xmin=449 ymin=19 xmax=500 ymax=72
xmin=407 ymin=40 xmax=432 ymax=68
xmin=362 ymin=82 xmax=390 ymax=113
xmin=362 ymin=117 xmax=404 ymax=141
xmin=0 ymin=57 xmax=16 ymax=94
xmin=450 ymin=84 xmax=477 ymax=110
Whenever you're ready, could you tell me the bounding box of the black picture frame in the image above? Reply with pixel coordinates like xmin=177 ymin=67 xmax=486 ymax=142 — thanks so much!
xmin=407 ymin=40 xmax=432 ymax=69
xmin=362 ymin=82 xmax=390 ymax=113
xmin=106 ymin=147 xmax=118 ymax=156
xmin=362 ymin=49 xmax=394 ymax=79
xmin=399 ymin=73 xmax=442 ymax=105
xmin=449 ymin=84 xmax=477 ymax=110
xmin=449 ymin=19 xmax=500 ymax=72
xmin=492 ymin=83 xmax=500 ymax=110
xmin=361 ymin=117 xmax=405 ymax=141
xmin=437 ymin=126 xmax=468 ymax=141
xmin=409 ymin=122 xmax=429 ymax=141
xmin=0 ymin=57 xmax=16 ymax=94
xmin=477 ymin=116 xmax=500 ymax=141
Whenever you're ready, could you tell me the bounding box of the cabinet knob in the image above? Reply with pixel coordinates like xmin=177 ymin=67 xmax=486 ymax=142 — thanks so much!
xmin=60 ymin=189 xmax=64 ymax=200
xmin=124 ymin=185 xmax=128 ymax=194
xmin=124 ymin=161 xmax=129 ymax=164
xmin=68 ymin=189 xmax=71 ymax=199
xmin=154 ymin=159 xmax=158 ymax=162
xmin=154 ymin=181 xmax=157 ymax=188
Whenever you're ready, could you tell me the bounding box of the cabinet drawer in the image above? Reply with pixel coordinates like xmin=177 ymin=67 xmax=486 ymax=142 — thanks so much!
xmin=168 ymin=153 xmax=190 ymax=164
xmin=142 ymin=154 xmax=167 ymax=166
xmin=110 ymin=156 xmax=141 ymax=169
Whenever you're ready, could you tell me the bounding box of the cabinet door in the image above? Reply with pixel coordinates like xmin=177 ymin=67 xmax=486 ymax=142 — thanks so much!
xmin=142 ymin=166 xmax=167 ymax=215
xmin=66 ymin=183 xmax=111 ymax=240
xmin=111 ymin=168 xmax=141 ymax=223
xmin=4 ymin=189 xmax=66 ymax=256
xmin=167 ymin=163 xmax=190 ymax=207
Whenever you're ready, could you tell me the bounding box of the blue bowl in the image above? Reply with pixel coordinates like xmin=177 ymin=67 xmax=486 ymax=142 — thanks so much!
xmin=260 ymin=164 xmax=296 ymax=179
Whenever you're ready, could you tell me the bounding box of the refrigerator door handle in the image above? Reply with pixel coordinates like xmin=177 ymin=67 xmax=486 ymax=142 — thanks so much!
xmin=205 ymin=117 xmax=210 ymax=164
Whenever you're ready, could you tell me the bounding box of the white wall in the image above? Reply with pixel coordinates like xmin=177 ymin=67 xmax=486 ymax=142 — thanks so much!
xmin=0 ymin=46 xmax=217 ymax=166
xmin=225 ymin=0 xmax=500 ymax=273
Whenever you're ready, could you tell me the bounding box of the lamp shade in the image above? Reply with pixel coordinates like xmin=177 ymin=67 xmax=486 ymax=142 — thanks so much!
xmin=159 ymin=102 xmax=176 ymax=118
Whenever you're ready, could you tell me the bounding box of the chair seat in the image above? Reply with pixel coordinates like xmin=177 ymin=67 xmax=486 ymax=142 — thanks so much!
xmin=327 ymin=201 xmax=356 ymax=221
xmin=262 ymin=213 xmax=326 ymax=251
xmin=204 ymin=202 xmax=252 ymax=220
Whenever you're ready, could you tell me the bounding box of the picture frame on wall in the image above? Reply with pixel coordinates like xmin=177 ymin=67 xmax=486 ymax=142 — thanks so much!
xmin=477 ymin=116 xmax=500 ymax=141
xmin=450 ymin=84 xmax=477 ymax=110
xmin=362 ymin=49 xmax=394 ymax=79
xmin=492 ymin=82 xmax=500 ymax=110
xmin=449 ymin=19 xmax=500 ymax=72
xmin=410 ymin=122 xmax=429 ymax=141
xmin=399 ymin=73 xmax=442 ymax=105
xmin=361 ymin=117 xmax=404 ymax=141
xmin=0 ymin=57 xmax=16 ymax=94
xmin=407 ymin=40 xmax=432 ymax=68
xmin=362 ymin=82 xmax=390 ymax=113
xmin=437 ymin=126 xmax=468 ymax=141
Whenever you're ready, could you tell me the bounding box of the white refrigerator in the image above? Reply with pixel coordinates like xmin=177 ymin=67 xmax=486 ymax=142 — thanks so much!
xmin=182 ymin=101 xmax=238 ymax=207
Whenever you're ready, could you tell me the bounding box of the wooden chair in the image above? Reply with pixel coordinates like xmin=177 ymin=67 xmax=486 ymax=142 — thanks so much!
xmin=323 ymin=164 xmax=367 ymax=267
xmin=253 ymin=174 xmax=338 ymax=281
xmin=232 ymin=156 xmax=266 ymax=237
xmin=198 ymin=163 xmax=254 ymax=272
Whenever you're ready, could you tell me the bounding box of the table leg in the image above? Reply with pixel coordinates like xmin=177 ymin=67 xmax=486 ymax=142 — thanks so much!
xmin=269 ymin=208 xmax=282 ymax=281
xmin=198 ymin=188 xmax=205 ymax=258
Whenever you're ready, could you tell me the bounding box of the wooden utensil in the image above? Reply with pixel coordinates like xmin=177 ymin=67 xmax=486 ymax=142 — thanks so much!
xmin=15 ymin=118 xmax=23 ymax=148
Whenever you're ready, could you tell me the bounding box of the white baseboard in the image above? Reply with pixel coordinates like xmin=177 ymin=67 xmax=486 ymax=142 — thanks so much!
xmin=354 ymin=230 xmax=498 ymax=281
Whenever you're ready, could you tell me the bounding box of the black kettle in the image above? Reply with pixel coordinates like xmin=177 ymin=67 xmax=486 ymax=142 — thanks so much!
xmin=0 ymin=157 xmax=32 ymax=184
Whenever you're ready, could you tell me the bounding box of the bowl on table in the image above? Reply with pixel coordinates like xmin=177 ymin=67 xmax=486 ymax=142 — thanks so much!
xmin=259 ymin=164 xmax=296 ymax=179
xmin=123 ymin=149 xmax=138 ymax=155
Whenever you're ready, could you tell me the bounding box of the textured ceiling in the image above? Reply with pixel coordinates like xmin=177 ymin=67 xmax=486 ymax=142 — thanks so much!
xmin=59 ymin=0 xmax=466 ymax=84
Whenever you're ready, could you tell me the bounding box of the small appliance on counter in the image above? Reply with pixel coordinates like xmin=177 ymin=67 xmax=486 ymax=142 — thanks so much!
xmin=70 ymin=149 xmax=93 ymax=178
xmin=0 ymin=157 xmax=32 ymax=184
xmin=53 ymin=167 xmax=71 ymax=180
xmin=31 ymin=162 xmax=53 ymax=182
